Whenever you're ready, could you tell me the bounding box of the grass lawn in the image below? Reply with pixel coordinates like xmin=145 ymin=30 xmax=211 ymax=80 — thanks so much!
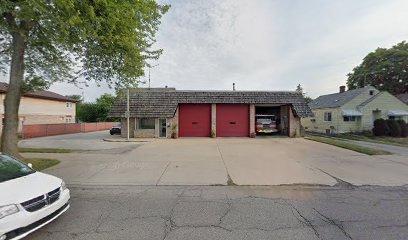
xmin=333 ymin=134 xmax=408 ymax=147
xmin=19 ymin=148 xmax=73 ymax=153
xmin=305 ymin=135 xmax=391 ymax=155
xmin=23 ymin=158 xmax=60 ymax=171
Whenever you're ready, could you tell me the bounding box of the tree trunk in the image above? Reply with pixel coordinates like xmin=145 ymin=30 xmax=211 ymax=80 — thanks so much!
xmin=1 ymin=32 xmax=26 ymax=158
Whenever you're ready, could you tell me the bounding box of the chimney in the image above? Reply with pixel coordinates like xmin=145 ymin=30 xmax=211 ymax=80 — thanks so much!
xmin=339 ymin=86 xmax=346 ymax=93
xmin=233 ymin=83 xmax=236 ymax=91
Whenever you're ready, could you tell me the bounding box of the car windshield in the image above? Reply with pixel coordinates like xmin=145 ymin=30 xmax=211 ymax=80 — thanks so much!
xmin=257 ymin=117 xmax=275 ymax=123
xmin=0 ymin=155 xmax=35 ymax=183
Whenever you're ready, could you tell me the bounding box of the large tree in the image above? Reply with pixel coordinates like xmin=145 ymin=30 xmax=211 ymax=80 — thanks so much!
xmin=347 ymin=41 xmax=408 ymax=95
xmin=0 ymin=0 xmax=169 ymax=156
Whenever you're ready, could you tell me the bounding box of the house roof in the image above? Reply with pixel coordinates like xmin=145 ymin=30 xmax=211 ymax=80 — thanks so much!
xmin=358 ymin=92 xmax=384 ymax=107
xmin=0 ymin=82 xmax=78 ymax=102
xmin=396 ymin=93 xmax=408 ymax=105
xmin=109 ymin=89 xmax=314 ymax=118
xmin=309 ymin=86 xmax=371 ymax=110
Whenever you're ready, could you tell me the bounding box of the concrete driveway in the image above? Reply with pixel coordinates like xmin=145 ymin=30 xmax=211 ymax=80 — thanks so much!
xmin=20 ymin=131 xmax=408 ymax=186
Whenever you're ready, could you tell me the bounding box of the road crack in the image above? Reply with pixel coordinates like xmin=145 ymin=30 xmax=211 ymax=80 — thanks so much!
xmin=288 ymin=203 xmax=321 ymax=239
xmin=313 ymin=208 xmax=352 ymax=239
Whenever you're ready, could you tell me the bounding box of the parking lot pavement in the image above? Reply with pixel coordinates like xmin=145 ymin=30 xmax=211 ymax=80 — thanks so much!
xmin=19 ymin=131 xmax=141 ymax=150
xmin=216 ymin=137 xmax=408 ymax=186
xmin=26 ymin=185 xmax=408 ymax=240
xmin=21 ymin=133 xmax=408 ymax=186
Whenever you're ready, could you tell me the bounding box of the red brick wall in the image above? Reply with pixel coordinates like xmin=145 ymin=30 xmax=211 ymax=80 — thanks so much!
xmin=22 ymin=122 xmax=117 ymax=139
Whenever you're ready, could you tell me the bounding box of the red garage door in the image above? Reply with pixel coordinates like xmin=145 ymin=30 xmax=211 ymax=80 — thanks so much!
xmin=179 ymin=104 xmax=211 ymax=137
xmin=217 ymin=104 xmax=249 ymax=137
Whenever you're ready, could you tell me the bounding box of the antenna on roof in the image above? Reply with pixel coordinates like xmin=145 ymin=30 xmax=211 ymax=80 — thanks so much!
xmin=233 ymin=83 xmax=236 ymax=91
xmin=148 ymin=64 xmax=159 ymax=89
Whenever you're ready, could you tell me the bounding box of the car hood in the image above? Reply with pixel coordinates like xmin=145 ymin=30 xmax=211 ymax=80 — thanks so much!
xmin=0 ymin=172 xmax=62 ymax=205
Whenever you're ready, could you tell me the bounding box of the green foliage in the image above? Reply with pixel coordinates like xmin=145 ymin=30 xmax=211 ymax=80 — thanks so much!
xmin=23 ymin=158 xmax=60 ymax=171
xmin=0 ymin=0 xmax=170 ymax=88
xmin=372 ymin=118 xmax=389 ymax=136
xmin=77 ymin=93 xmax=118 ymax=122
xmin=386 ymin=119 xmax=401 ymax=137
xmin=21 ymin=76 xmax=51 ymax=92
xmin=65 ymin=94 xmax=83 ymax=102
xmin=347 ymin=41 xmax=408 ymax=94
xmin=295 ymin=84 xmax=313 ymax=103
xmin=396 ymin=119 xmax=408 ymax=137
xmin=304 ymin=96 xmax=313 ymax=104
xmin=306 ymin=136 xmax=391 ymax=155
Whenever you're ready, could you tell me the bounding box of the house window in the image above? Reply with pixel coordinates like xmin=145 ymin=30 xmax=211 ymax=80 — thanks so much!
xmin=324 ymin=112 xmax=332 ymax=122
xmin=65 ymin=118 xmax=72 ymax=123
xmin=388 ymin=116 xmax=401 ymax=120
xmin=138 ymin=118 xmax=155 ymax=129
xmin=66 ymin=102 xmax=73 ymax=108
xmin=343 ymin=116 xmax=356 ymax=122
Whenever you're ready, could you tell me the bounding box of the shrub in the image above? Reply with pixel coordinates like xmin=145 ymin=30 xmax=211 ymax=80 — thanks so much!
xmin=372 ymin=118 xmax=389 ymax=136
xmin=397 ymin=119 xmax=408 ymax=137
xmin=386 ymin=119 xmax=401 ymax=137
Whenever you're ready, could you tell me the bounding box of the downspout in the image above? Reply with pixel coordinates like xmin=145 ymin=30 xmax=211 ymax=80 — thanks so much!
xmin=287 ymin=104 xmax=291 ymax=137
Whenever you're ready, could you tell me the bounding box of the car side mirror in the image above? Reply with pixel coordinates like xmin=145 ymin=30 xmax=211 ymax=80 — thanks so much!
xmin=28 ymin=163 xmax=33 ymax=168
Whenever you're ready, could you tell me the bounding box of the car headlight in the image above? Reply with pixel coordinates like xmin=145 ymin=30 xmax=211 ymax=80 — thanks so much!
xmin=61 ymin=180 xmax=67 ymax=191
xmin=0 ymin=205 xmax=19 ymax=219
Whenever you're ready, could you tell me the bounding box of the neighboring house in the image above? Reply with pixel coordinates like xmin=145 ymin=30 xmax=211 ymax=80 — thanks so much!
xmin=109 ymin=88 xmax=313 ymax=138
xmin=396 ymin=93 xmax=408 ymax=105
xmin=0 ymin=82 xmax=78 ymax=134
xmin=302 ymin=86 xmax=408 ymax=134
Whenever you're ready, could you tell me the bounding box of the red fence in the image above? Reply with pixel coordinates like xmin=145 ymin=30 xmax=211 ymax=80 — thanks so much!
xmin=22 ymin=122 xmax=117 ymax=139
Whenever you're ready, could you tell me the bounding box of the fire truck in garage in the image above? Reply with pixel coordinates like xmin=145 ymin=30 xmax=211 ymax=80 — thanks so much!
xmin=255 ymin=114 xmax=279 ymax=134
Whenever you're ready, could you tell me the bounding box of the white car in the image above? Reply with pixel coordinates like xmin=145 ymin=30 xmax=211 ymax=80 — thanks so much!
xmin=0 ymin=154 xmax=70 ymax=240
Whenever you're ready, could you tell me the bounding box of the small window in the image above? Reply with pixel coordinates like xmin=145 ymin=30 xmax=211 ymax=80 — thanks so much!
xmin=343 ymin=116 xmax=356 ymax=122
xmin=388 ymin=116 xmax=401 ymax=120
xmin=66 ymin=102 xmax=72 ymax=108
xmin=138 ymin=118 xmax=155 ymax=129
xmin=324 ymin=112 xmax=332 ymax=122
xmin=369 ymin=90 xmax=374 ymax=95
xmin=65 ymin=118 xmax=72 ymax=123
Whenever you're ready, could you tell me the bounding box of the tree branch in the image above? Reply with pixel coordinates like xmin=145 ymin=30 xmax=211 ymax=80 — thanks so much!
xmin=3 ymin=12 xmax=17 ymax=31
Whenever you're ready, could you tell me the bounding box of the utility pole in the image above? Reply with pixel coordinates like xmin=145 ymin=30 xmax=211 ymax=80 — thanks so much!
xmin=148 ymin=64 xmax=159 ymax=89
xmin=126 ymin=88 xmax=130 ymax=140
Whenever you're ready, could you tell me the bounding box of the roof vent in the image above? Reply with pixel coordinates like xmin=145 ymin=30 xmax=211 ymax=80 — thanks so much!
xmin=233 ymin=83 xmax=236 ymax=91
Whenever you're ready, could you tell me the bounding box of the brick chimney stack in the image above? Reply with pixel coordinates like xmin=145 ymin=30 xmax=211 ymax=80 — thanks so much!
xmin=339 ymin=86 xmax=346 ymax=93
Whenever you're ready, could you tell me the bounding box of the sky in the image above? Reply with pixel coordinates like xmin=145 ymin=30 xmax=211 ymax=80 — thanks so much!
xmin=5 ymin=0 xmax=408 ymax=101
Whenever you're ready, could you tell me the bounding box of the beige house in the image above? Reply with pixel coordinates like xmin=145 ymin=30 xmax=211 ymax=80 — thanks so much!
xmin=0 ymin=82 xmax=78 ymax=133
xmin=302 ymin=86 xmax=408 ymax=134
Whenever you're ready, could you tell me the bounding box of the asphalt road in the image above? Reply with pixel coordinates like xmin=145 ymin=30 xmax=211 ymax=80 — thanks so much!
xmin=26 ymin=185 xmax=408 ymax=240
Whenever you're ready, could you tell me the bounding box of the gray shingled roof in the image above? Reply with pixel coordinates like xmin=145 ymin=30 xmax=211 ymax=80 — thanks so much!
xmin=309 ymin=87 xmax=370 ymax=110
xmin=397 ymin=93 xmax=408 ymax=105
xmin=109 ymin=90 xmax=313 ymax=118
xmin=0 ymin=82 xmax=78 ymax=102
